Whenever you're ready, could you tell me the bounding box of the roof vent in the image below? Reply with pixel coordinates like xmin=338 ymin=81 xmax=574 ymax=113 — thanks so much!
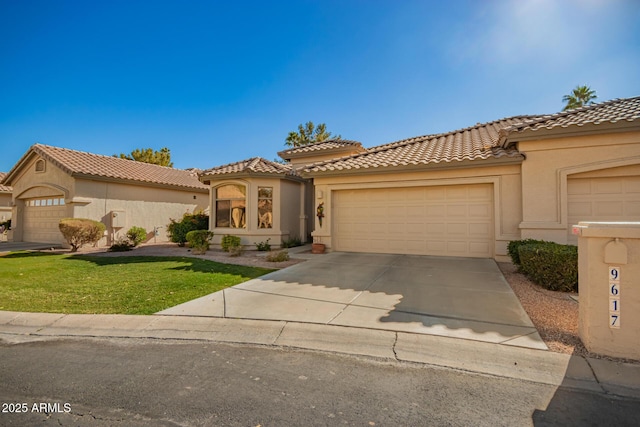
xmin=35 ymin=159 xmax=46 ymax=173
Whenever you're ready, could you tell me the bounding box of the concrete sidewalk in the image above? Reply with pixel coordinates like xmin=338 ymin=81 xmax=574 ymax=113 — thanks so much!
xmin=1 ymin=310 xmax=639 ymax=399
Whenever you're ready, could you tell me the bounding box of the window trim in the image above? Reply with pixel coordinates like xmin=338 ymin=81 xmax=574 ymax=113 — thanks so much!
xmin=214 ymin=183 xmax=247 ymax=229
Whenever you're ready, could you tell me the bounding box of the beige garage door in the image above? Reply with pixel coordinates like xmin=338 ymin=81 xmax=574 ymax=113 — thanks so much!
xmin=333 ymin=184 xmax=494 ymax=257
xmin=568 ymin=175 xmax=640 ymax=242
xmin=22 ymin=197 xmax=67 ymax=243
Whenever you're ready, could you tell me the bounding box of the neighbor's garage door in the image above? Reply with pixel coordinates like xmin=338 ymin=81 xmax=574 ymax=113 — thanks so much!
xmin=568 ymin=175 xmax=640 ymax=243
xmin=333 ymin=184 xmax=494 ymax=258
xmin=22 ymin=197 xmax=67 ymax=243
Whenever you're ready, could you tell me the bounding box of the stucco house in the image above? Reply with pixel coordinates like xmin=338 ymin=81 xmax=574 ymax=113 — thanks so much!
xmin=0 ymin=172 xmax=12 ymax=241
xmin=199 ymin=96 xmax=639 ymax=260
xmin=1 ymin=144 xmax=209 ymax=246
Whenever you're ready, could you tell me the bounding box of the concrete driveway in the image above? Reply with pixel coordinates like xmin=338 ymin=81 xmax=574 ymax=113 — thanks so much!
xmin=159 ymin=252 xmax=546 ymax=349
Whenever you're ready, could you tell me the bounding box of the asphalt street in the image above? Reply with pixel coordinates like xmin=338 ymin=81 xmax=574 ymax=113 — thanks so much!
xmin=1 ymin=337 xmax=639 ymax=426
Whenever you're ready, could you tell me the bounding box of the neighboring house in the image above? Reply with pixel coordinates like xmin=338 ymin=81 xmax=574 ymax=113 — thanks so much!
xmin=0 ymin=172 xmax=12 ymax=241
xmin=197 ymin=97 xmax=639 ymax=259
xmin=198 ymin=140 xmax=365 ymax=248
xmin=1 ymin=144 xmax=209 ymax=246
xmin=0 ymin=172 xmax=12 ymax=223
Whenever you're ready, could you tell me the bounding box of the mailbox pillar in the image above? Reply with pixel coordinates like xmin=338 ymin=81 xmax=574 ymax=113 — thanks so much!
xmin=573 ymin=222 xmax=640 ymax=360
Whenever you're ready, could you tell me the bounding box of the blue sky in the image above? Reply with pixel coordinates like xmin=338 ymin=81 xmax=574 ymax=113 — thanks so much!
xmin=1 ymin=0 xmax=639 ymax=172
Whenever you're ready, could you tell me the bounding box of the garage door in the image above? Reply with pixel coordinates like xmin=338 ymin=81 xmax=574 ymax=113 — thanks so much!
xmin=333 ymin=184 xmax=494 ymax=257
xmin=568 ymin=175 xmax=640 ymax=243
xmin=22 ymin=197 xmax=67 ymax=243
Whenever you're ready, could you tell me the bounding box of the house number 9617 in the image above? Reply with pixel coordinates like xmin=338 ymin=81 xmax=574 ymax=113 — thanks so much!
xmin=608 ymin=266 xmax=620 ymax=329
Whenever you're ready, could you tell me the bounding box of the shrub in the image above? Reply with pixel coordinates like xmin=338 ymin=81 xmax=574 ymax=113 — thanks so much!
xmin=266 ymin=249 xmax=289 ymax=262
xmin=59 ymin=218 xmax=106 ymax=252
xmin=109 ymin=237 xmax=133 ymax=252
xmin=221 ymin=235 xmax=242 ymax=252
xmin=167 ymin=212 xmax=209 ymax=246
xmin=518 ymin=242 xmax=578 ymax=292
xmin=281 ymin=236 xmax=302 ymax=248
xmin=228 ymin=245 xmax=245 ymax=257
xmin=507 ymin=239 xmax=547 ymax=265
xmin=126 ymin=226 xmax=147 ymax=247
xmin=255 ymin=238 xmax=271 ymax=251
xmin=186 ymin=230 xmax=214 ymax=254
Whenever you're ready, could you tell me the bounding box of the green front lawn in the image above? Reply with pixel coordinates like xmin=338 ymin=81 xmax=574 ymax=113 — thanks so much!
xmin=0 ymin=252 xmax=274 ymax=315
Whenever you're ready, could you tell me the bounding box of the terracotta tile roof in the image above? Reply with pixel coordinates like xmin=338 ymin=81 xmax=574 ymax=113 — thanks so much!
xmin=0 ymin=172 xmax=12 ymax=193
xmin=200 ymin=157 xmax=297 ymax=177
xmin=502 ymin=96 xmax=640 ymax=138
xmin=303 ymin=117 xmax=529 ymax=174
xmin=3 ymin=144 xmax=208 ymax=191
xmin=278 ymin=139 xmax=364 ymax=157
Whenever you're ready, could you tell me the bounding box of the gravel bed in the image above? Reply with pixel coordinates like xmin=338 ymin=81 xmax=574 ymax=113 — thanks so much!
xmin=498 ymin=262 xmax=638 ymax=364
xmin=52 ymin=242 xmax=306 ymax=270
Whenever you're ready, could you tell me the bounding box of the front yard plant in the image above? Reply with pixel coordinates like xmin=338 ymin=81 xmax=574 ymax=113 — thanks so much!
xmin=221 ymin=235 xmax=241 ymax=252
xmin=0 ymin=252 xmax=273 ymax=314
xmin=508 ymin=239 xmax=578 ymax=293
xmin=186 ymin=230 xmax=214 ymax=254
xmin=59 ymin=218 xmax=106 ymax=252
xmin=126 ymin=226 xmax=148 ymax=247
xmin=167 ymin=212 xmax=209 ymax=247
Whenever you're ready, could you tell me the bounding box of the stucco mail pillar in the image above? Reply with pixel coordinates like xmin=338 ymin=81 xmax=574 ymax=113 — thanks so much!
xmin=573 ymin=221 xmax=640 ymax=360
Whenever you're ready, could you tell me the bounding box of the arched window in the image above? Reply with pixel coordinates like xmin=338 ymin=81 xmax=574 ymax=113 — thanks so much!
xmin=35 ymin=159 xmax=46 ymax=173
xmin=215 ymin=184 xmax=246 ymax=228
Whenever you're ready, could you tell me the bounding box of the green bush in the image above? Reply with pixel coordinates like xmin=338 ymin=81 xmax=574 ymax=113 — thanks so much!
xmin=186 ymin=230 xmax=214 ymax=254
xmin=255 ymin=238 xmax=271 ymax=251
xmin=59 ymin=218 xmax=106 ymax=252
xmin=518 ymin=242 xmax=578 ymax=292
xmin=109 ymin=237 xmax=133 ymax=252
xmin=281 ymin=236 xmax=302 ymax=248
xmin=167 ymin=212 xmax=209 ymax=246
xmin=126 ymin=226 xmax=147 ymax=247
xmin=228 ymin=245 xmax=245 ymax=257
xmin=266 ymin=249 xmax=289 ymax=262
xmin=221 ymin=235 xmax=242 ymax=252
xmin=507 ymin=239 xmax=547 ymax=265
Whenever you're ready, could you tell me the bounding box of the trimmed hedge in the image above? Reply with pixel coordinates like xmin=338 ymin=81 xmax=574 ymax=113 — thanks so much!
xmin=59 ymin=218 xmax=106 ymax=252
xmin=221 ymin=235 xmax=241 ymax=252
xmin=518 ymin=242 xmax=578 ymax=292
xmin=186 ymin=230 xmax=214 ymax=254
xmin=507 ymin=238 xmax=546 ymax=265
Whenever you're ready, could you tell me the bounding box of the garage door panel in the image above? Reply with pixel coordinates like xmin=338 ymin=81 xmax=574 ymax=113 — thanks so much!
xmin=593 ymin=180 xmax=622 ymax=194
xmin=333 ymin=184 xmax=493 ymax=258
xmin=568 ymin=175 xmax=640 ymax=243
xmin=627 ymin=201 xmax=640 ymax=215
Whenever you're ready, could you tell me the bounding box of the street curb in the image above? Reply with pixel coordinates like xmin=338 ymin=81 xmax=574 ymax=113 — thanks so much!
xmin=1 ymin=311 xmax=639 ymax=399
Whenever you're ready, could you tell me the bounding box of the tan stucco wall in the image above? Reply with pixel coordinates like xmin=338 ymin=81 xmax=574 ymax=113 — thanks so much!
xmin=310 ymin=163 xmax=523 ymax=261
xmin=518 ymin=130 xmax=640 ymax=244
xmin=73 ymin=179 xmax=207 ymax=245
xmin=207 ymin=177 xmax=306 ymax=249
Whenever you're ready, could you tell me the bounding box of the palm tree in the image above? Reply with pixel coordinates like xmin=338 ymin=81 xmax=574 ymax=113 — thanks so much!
xmin=285 ymin=122 xmax=340 ymax=147
xmin=562 ymin=85 xmax=597 ymax=111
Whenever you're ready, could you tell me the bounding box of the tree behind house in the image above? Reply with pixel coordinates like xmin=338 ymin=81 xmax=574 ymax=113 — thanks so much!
xmin=116 ymin=147 xmax=174 ymax=167
xmin=562 ymin=85 xmax=597 ymax=111
xmin=285 ymin=122 xmax=341 ymax=147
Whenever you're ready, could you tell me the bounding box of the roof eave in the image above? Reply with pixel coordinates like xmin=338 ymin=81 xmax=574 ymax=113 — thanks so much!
xmin=502 ymin=120 xmax=640 ymax=146
xmin=199 ymin=171 xmax=306 ymax=183
xmin=301 ymin=154 xmax=525 ymax=178
xmin=72 ymin=173 xmax=209 ymax=193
